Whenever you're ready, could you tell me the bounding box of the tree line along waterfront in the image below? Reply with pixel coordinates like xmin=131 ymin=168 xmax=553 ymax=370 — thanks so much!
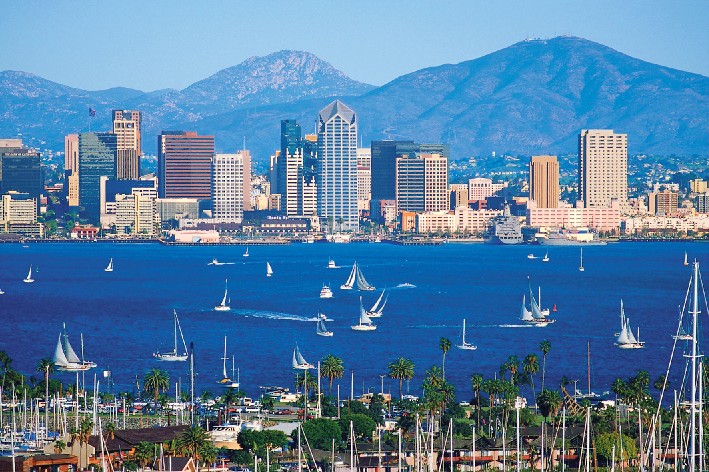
xmin=1 ymin=336 xmax=707 ymax=471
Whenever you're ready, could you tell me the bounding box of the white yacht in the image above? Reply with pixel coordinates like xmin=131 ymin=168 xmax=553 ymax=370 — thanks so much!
xmin=319 ymin=284 xmax=333 ymax=299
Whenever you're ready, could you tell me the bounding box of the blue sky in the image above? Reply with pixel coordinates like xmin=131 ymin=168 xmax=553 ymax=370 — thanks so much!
xmin=2 ymin=0 xmax=707 ymax=91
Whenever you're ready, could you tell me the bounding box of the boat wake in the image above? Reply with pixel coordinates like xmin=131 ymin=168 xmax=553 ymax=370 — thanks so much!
xmin=395 ymin=283 xmax=416 ymax=289
xmin=497 ymin=324 xmax=537 ymax=328
xmin=238 ymin=310 xmax=333 ymax=322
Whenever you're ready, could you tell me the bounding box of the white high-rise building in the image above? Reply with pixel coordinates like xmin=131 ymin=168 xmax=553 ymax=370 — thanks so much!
xmin=317 ymin=101 xmax=358 ymax=231
xmin=212 ymin=152 xmax=248 ymax=223
xmin=579 ymin=129 xmax=628 ymax=208
xmin=357 ymin=147 xmax=371 ymax=212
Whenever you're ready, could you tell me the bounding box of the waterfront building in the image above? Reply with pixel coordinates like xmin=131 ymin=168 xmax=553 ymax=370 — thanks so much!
xmin=0 ymin=145 xmax=42 ymax=213
xmin=370 ymin=199 xmax=396 ymax=226
xmin=0 ymin=191 xmax=43 ymax=237
xmin=396 ymin=153 xmax=448 ymax=213
xmin=416 ymin=207 xmax=502 ymax=235
xmin=357 ymin=147 xmax=372 ymax=212
xmin=157 ymin=131 xmax=214 ymax=199
xmin=317 ymin=101 xmax=359 ymax=231
xmin=212 ymin=152 xmax=249 ymax=223
xmin=64 ymin=134 xmax=80 ymax=207
xmin=621 ymin=214 xmax=709 ymax=235
xmin=156 ymin=198 xmax=201 ymax=226
xmin=114 ymin=192 xmax=159 ymax=235
xmin=648 ymin=190 xmax=679 ymax=216
xmin=578 ymin=129 xmax=628 ymax=208
xmin=371 ymin=140 xmax=415 ymax=201
xmin=300 ymin=134 xmax=318 ymax=217
xmin=79 ymin=132 xmax=117 ymax=223
xmin=112 ymin=110 xmax=141 ymax=179
xmin=529 ymin=155 xmax=559 ymax=208
xmin=450 ymin=183 xmax=469 ymax=210
xmin=526 ymin=199 xmax=621 ymax=232
xmin=100 ymin=176 xmax=157 ymax=227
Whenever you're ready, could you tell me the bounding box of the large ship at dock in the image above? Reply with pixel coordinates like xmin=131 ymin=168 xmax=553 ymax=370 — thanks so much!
xmin=485 ymin=205 xmax=524 ymax=245
xmin=537 ymin=227 xmax=607 ymax=245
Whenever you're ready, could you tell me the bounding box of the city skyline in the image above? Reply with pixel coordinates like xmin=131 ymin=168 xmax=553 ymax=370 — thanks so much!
xmin=1 ymin=1 xmax=707 ymax=91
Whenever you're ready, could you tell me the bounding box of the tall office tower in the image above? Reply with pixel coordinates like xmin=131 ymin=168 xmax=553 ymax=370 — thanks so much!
xmin=212 ymin=152 xmax=248 ymax=222
xmin=64 ymin=134 xmax=80 ymax=207
xmin=356 ymin=147 xmax=371 ymax=212
xmin=371 ymin=140 xmax=416 ymax=200
xmin=300 ymin=134 xmax=318 ymax=216
xmin=0 ymin=147 xmax=41 ymax=197
xmin=317 ymin=101 xmax=359 ymax=231
xmin=78 ymin=132 xmax=117 ymax=223
xmin=396 ymin=153 xmax=449 ymax=213
xmin=529 ymin=155 xmax=560 ymax=208
xmin=578 ymin=129 xmax=628 ymax=208
xmin=157 ymin=131 xmax=214 ymax=199
xmin=112 ymin=110 xmax=141 ymax=179
xmin=241 ymin=150 xmax=252 ymax=211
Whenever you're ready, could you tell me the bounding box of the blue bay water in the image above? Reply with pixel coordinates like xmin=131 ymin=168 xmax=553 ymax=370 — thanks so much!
xmin=0 ymin=241 xmax=707 ymax=402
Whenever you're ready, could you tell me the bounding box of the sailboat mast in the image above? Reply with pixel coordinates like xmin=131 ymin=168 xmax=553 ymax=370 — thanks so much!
xmin=689 ymin=261 xmax=700 ymax=471
xmin=222 ymin=337 xmax=228 ymax=379
xmin=587 ymin=341 xmax=591 ymax=395
xmin=462 ymin=319 xmax=466 ymax=344
xmin=173 ymin=312 xmax=178 ymax=354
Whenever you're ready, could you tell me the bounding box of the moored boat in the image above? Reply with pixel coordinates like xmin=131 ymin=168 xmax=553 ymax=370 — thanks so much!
xmin=153 ymin=310 xmax=189 ymax=361
xmin=615 ymin=300 xmax=645 ymax=349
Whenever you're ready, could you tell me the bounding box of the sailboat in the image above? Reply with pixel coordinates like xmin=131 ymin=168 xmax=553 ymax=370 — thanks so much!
xmin=53 ymin=324 xmax=94 ymax=371
xmin=366 ymin=289 xmax=388 ymax=318
xmin=266 ymin=262 xmax=273 ymax=277
xmin=23 ymin=266 xmax=34 ymax=283
xmin=153 ymin=310 xmax=189 ymax=361
xmin=104 ymin=258 xmax=113 ymax=272
xmin=217 ymin=336 xmax=240 ymax=388
xmin=292 ymin=344 xmax=314 ymax=369
xmin=456 ymin=319 xmax=477 ymax=350
xmin=673 ymin=304 xmax=693 ymax=341
xmin=614 ymin=300 xmax=645 ymax=349
xmin=214 ymin=279 xmax=231 ymax=312
xmin=340 ymin=261 xmax=375 ymax=291
xmin=683 ymin=251 xmax=689 ymax=266
xmin=316 ymin=314 xmax=333 ymax=337
xmin=243 ymin=247 xmax=249 ymax=257
xmin=542 ymin=251 xmax=550 ymax=262
xmin=520 ymin=278 xmax=555 ymax=326
xmin=351 ymin=297 xmax=377 ymax=331
xmin=579 ymin=248 xmax=585 ymax=272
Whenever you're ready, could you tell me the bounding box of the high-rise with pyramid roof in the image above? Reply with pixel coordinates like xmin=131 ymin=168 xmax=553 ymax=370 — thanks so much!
xmin=317 ymin=100 xmax=359 ymax=231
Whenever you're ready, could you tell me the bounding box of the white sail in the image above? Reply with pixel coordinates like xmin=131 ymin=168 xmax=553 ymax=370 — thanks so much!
xmin=292 ymin=349 xmax=300 ymax=369
xmin=105 ymin=259 xmax=113 ymax=272
xmin=529 ymin=287 xmax=546 ymax=320
xmin=520 ymin=295 xmax=534 ymax=321
xmin=625 ymin=318 xmax=638 ymax=344
xmin=23 ymin=265 xmax=34 ymax=282
xmin=359 ymin=298 xmax=373 ymax=325
xmin=266 ymin=262 xmax=273 ymax=277
xmin=295 ymin=346 xmax=308 ymax=365
xmin=355 ymin=264 xmax=375 ymax=291
xmin=684 ymin=251 xmax=688 ymax=266
xmin=53 ymin=335 xmax=69 ymax=367
xmin=293 ymin=345 xmax=313 ymax=369
xmin=63 ymin=331 xmax=82 ymax=364
xmin=341 ymin=262 xmax=357 ymax=290
xmin=369 ymin=290 xmax=386 ymax=313
xmin=222 ymin=337 xmax=229 ymax=379
xmin=215 ymin=279 xmax=230 ymax=311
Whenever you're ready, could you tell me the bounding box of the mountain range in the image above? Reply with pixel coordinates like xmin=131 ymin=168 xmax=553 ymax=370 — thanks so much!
xmin=1 ymin=37 xmax=706 ymax=167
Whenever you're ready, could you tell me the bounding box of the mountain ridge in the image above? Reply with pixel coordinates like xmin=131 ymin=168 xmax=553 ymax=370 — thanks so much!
xmin=0 ymin=36 xmax=706 ymax=163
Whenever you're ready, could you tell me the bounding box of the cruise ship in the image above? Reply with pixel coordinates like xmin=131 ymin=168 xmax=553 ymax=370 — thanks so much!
xmin=485 ymin=205 xmax=524 ymax=245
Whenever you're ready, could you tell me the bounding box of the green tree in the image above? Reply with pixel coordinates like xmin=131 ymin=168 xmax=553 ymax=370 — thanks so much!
xmin=133 ymin=441 xmax=155 ymax=471
xmin=339 ymin=413 xmax=377 ymax=440
xmin=104 ymin=422 xmax=117 ymax=440
xmin=295 ymin=371 xmax=317 ymax=402
xmin=221 ymin=388 xmax=240 ymax=415
xmin=536 ymin=389 xmax=563 ymax=421
xmin=143 ymin=369 xmax=170 ymax=414
xmin=539 ymin=340 xmax=551 ymax=391
xmin=595 ymin=432 xmax=637 ymax=462
xmin=422 ymin=366 xmax=455 ymax=416
xmin=320 ymin=354 xmax=344 ymax=395
xmin=388 ymin=357 xmax=414 ymax=398
xmin=301 ymin=418 xmax=342 ymax=450
xmin=502 ymin=355 xmax=520 ymax=386
xmin=439 ymin=337 xmax=451 ymax=379
xmin=522 ymin=354 xmax=539 ymax=404
xmin=470 ymin=373 xmax=484 ymax=429
xmin=177 ymin=426 xmax=210 ymax=468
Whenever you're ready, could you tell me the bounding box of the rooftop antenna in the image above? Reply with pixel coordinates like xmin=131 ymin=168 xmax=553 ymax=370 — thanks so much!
xmin=243 ymin=136 xmax=246 ymax=151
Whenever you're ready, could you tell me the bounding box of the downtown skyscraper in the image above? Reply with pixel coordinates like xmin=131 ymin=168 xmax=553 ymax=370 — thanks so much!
xmin=112 ymin=110 xmax=141 ymax=179
xmin=317 ymin=101 xmax=358 ymax=231
xmin=157 ymin=131 xmax=214 ymax=199
xmin=578 ymin=129 xmax=628 ymax=208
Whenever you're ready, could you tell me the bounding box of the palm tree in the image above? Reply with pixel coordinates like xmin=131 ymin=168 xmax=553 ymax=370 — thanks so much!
xmin=320 ymin=354 xmax=345 ymax=395
xmin=221 ymin=388 xmax=239 ymax=416
xmin=503 ymin=355 xmax=520 ymax=386
xmin=388 ymin=357 xmax=415 ymax=398
xmin=295 ymin=371 xmax=317 ymax=401
xmin=78 ymin=417 xmax=94 ymax=468
xmin=439 ymin=337 xmax=451 ymax=379
xmin=104 ymin=422 xmax=117 ymax=440
xmin=0 ymin=350 xmax=12 ymax=390
xmin=133 ymin=441 xmax=155 ymax=471
xmin=177 ymin=425 xmax=210 ymax=469
xmin=539 ymin=340 xmax=551 ymax=391
xmin=143 ymin=368 xmax=170 ymax=415
xmin=536 ymin=389 xmax=562 ymax=470
xmin=470 ymin=373 xmax=484 ymax=429
xmin=523 ymin=354 xmax=540 ymax=402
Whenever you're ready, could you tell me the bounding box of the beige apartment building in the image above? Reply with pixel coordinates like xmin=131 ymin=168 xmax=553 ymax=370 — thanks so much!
xmin=113 ymin=110 xmax=142 ymax=179
xmin=579 ymin=129 xmax=628 ymax=208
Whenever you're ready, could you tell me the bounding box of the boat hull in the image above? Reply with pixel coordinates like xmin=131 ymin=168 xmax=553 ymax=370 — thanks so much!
xmin=317 ymin=332 xmax=334 ymax=337
xmin=616 ymin=342 xmax=645 ymax=349
xmin=320 ymin=293 xmax=333 ymax=299
xmin=456 ymin=344 xmax=477 ymax=350
xmin=351 ymin=325 xmax=376 ymax=331
xmin=154 ymin=353 xmax=188 ymax=361
xmin=214 ymin=306 xmax=231 ymax=312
